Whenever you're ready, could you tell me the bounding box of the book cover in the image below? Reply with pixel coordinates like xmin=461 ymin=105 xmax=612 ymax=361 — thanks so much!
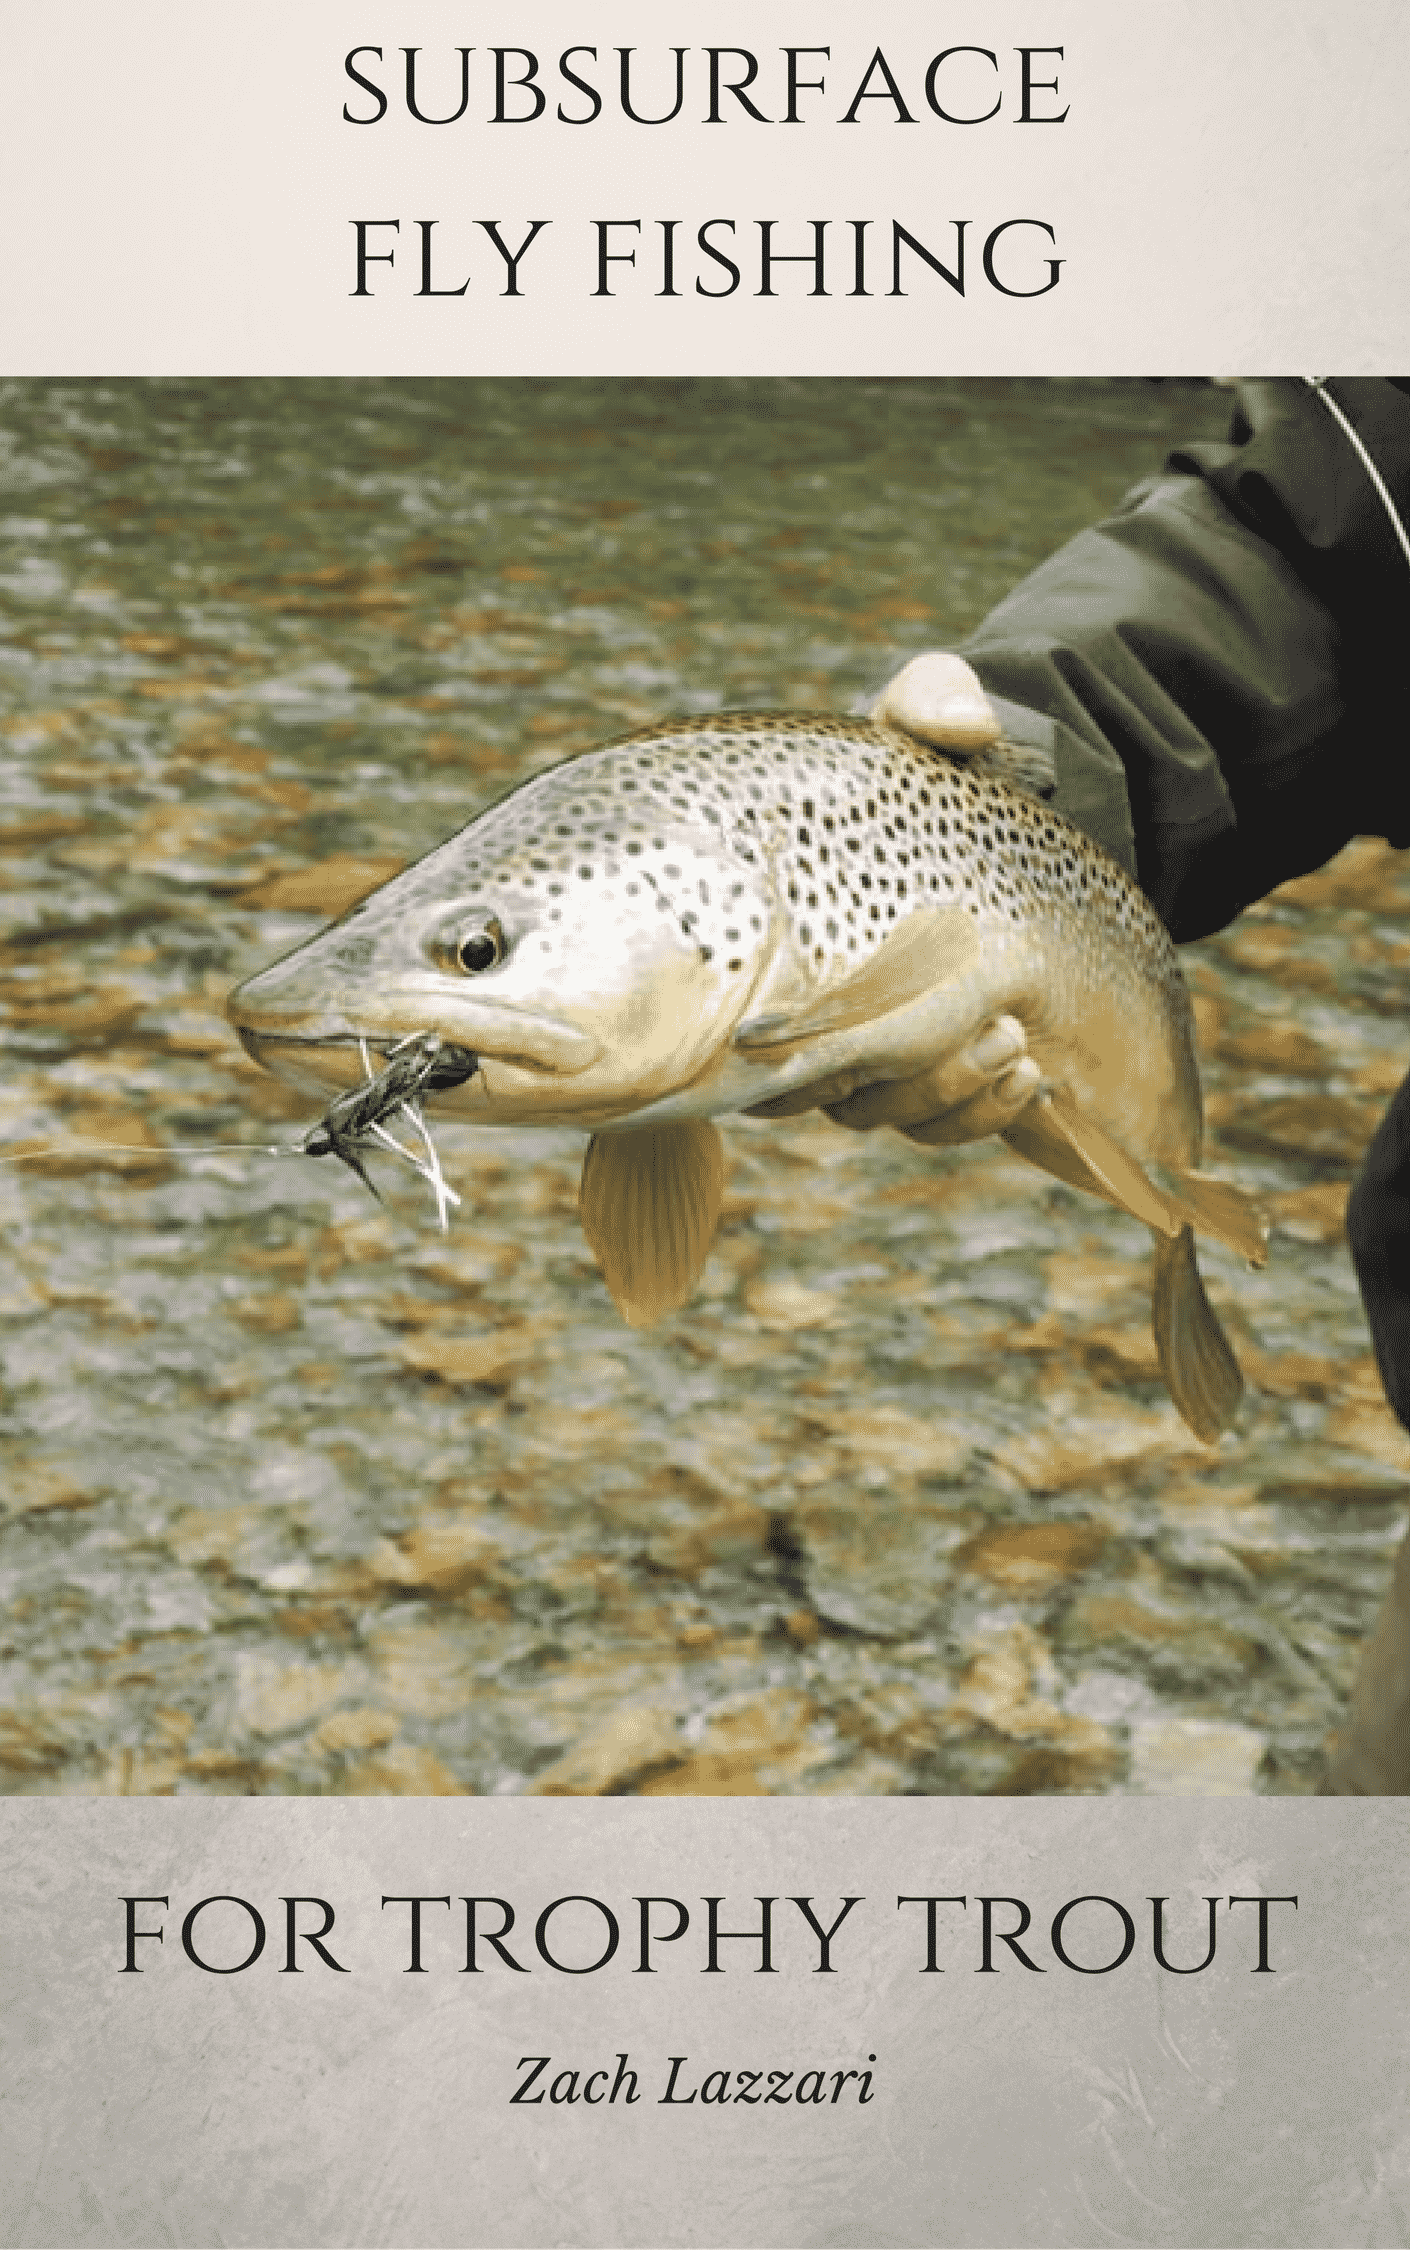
xmin=2 ymin=7 xmax=1407 ymax=2246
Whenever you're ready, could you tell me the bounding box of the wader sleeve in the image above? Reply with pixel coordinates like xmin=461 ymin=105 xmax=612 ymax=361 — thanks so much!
xmin=960 ymin=378 xmax=1410 ymax=944
xmin=955 ymin=382 xmax=1410 ymax=1757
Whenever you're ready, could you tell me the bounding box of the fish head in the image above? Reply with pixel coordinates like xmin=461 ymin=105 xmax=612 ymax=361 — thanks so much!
xmin=229 ymin=746 xmax=779 ymax=1126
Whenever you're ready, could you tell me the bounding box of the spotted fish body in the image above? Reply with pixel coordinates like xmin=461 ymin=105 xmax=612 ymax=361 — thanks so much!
xmin=231 ymin=713 xmax=1268 ymax=1440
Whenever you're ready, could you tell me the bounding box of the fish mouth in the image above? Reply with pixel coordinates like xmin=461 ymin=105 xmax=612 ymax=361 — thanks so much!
xmin=229 ymin=984 xmax=603 ymax=1081
xmin=236 ymin=1029 xmax=484 ymax=1100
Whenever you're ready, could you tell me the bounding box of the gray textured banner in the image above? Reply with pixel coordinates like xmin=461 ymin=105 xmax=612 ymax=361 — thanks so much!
xmin=1 ymin=1798 xmax=1405 ymax=2248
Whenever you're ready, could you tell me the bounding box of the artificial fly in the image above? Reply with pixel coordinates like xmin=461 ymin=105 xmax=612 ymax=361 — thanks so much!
xmin=0 ymin=1031 xmax=480 ymax=1235
xmin=300 ymin=1033 xmax=478 ymax=1230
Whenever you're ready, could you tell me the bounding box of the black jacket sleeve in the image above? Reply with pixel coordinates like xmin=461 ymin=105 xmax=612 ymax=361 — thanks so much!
xmin=959 ymin=379 xmax=1410 ymax=943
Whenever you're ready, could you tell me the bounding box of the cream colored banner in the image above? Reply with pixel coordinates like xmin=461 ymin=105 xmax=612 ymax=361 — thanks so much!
xmin=4 ymin=1 xmax=1409 ymax=374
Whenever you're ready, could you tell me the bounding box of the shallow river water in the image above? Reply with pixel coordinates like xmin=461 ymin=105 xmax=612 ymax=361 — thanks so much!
xmin=1 ymin=377 xmax=1405 ymax=1798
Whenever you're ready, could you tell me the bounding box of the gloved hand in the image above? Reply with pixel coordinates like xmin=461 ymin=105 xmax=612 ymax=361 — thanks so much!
xmin=755 ymin=653 xmax=1043 ymax=1145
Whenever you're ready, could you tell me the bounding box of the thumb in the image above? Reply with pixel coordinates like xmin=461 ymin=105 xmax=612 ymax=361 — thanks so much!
xmin=873 ymin=652 xmax=1000 ymax=752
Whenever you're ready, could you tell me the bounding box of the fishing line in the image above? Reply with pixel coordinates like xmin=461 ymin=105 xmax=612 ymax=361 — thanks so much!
xmin=1303 ymin=377 xmax=1410 ymax=574
xmin=2 ymin=1033 xmax=474 ymax=1227
xmin=0 ymin=1139 xmax=306 ymax=1166
xmin=0 ymin=1124 xmax=462 ymax=1230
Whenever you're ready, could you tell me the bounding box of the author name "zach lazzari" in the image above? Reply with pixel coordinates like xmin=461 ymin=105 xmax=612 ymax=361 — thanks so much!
xmin=511 ymin=2052 xmax=878 ymax=2107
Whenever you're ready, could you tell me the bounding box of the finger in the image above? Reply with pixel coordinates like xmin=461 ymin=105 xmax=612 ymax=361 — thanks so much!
xmin=823 ymin=1014 xmax=1028 ymax=1132
xmin=745 ymin=1063 xmax=890 ymax=1120
xmin=898 ymin=1057 xmax=1043 ymax=1146
xmin=873 ymin=652 xmax=1000 ymax=751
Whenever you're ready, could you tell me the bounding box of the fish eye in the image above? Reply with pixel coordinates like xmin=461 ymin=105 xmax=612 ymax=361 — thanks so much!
xmin=457 ymin=919 xmax=505 ymax=974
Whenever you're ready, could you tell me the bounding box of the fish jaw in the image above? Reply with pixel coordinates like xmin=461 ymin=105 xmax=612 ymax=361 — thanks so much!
xmin=229 ymin=926 xmax=604 ymax=1118
xmin=230 ymin=947 xmax=602 ymax=1077
xmin=228 ymin=845 xmax=776 ymax=1129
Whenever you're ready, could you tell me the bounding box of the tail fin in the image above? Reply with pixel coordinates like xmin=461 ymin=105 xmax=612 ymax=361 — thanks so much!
xmin=1163 ymin=1166 xmax=1270 ymax=1269
xmin=1151 ymin=1225 xmax=1245 ymax=1443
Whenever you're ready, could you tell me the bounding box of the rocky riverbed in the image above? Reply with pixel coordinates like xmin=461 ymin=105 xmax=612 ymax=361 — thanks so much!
xmin=1 ymin=377 xmax=1404 ymax=1797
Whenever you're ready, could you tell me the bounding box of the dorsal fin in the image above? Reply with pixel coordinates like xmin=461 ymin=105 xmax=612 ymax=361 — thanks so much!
xmin=578 ymin=1122 xmax=725 ymax=1328
xmin=1002 ymin=1088 xmax=1182 ymax=1238
xmin=733 ymin=904 xmax=980 ymax=1061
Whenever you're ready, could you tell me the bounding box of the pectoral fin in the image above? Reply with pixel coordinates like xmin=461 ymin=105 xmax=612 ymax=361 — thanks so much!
xmin=1002 ymin=1088 xmax=1182 ymax=1238
xmin=578 ymin=1121 xmax=725 ymax=1328
xmin=734 ymin=904 xmax=980 ymax=1061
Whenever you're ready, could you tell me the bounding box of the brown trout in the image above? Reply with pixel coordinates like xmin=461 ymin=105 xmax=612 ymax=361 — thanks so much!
xmin=229 ymin=712 xmax=1268 ymax=1441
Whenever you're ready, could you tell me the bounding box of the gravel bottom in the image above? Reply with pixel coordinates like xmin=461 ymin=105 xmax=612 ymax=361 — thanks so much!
xmin=1 ymin=375 xmax=1402 ymax=1798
